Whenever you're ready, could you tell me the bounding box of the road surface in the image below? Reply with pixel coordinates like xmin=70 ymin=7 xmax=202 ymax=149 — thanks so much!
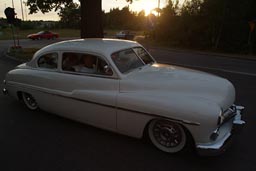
xmin=0 ymin=39 xmax=255 ymax=171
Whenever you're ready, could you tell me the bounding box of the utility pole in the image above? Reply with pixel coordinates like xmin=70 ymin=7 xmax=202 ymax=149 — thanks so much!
xmin=10 ymin=0 xmax=17 ymax=47
xmin=158 ymin=0 xmax=160 ymax=17
xmin=12 ymin=0 xmax=14 ymax=8
xmin=20 ymin=0 xmax=24 ymax=20
xmin=23 ymin=1 xmax=28 ymax=21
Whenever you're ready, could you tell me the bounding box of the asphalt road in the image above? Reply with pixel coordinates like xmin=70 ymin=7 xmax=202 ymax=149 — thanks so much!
xmin=0 ymin=39 xmax=255 ymax=171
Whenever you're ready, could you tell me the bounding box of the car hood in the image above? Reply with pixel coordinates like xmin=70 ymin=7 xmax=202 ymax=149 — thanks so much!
xmin=120 ymin=63 xmax=235 ymax=110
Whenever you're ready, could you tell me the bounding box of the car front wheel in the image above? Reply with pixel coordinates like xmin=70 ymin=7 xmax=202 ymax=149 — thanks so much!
xmin=148 ymin=119 xmax=187 ymax=153
xmin=21 ymin=92 xmax=38 ymax=110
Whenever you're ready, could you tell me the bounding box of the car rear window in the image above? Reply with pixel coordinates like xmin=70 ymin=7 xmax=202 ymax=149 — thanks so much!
xmin=37 ymin=53 xmax=58 ymax=69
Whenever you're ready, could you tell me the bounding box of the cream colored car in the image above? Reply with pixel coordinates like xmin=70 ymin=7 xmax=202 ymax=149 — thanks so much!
xmin=3 ymin=39 xmax=245 ymax=155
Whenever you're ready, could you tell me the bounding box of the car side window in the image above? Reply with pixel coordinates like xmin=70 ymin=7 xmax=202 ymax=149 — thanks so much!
xmin=73 ymin=54 xmax=97 ymax=74
xmin=62 ymin=53 xmax=80 ymax=72
xmin=62 ymin=52 xmax=113 ymax=76
xmin=37 ymin=53 xmax=58 ymax=69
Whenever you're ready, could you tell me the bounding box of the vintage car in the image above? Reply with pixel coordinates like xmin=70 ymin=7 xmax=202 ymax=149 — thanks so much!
xmin=2 ymin=39 xmax=245 ymax=155
xmin=27 ymin=31 xmax=59 ymax=40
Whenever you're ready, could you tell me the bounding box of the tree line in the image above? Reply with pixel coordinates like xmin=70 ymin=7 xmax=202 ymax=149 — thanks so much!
xmin=58 ymin=0 xmax=256 ymax=54
xmin=157 ymin=0 xmax=256 ymax=54
xmin=2 ymin=0 xmax=256 ymax=54
xmin=57 ymin=2 xmax=149 ymax=31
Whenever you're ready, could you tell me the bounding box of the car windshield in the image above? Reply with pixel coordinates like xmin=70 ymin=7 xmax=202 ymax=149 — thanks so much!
xmin=133 ymin=47 xmax=154 ymax=65
xmin=111 ymin=47 xmax=154 ymax=74
xmin=37 ymin=31 xmax=43 ymax=34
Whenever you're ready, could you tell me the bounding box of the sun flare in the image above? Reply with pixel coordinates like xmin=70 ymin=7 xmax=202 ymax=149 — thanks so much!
xmin=141 ymin=1 xmax=158 ymax=16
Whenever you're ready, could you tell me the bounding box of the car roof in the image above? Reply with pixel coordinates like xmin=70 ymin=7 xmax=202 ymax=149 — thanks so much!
xmin=32 ymin=38 xmax=141 ymax=59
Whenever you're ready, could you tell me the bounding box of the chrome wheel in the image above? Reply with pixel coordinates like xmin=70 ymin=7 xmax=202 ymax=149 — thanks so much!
xmin=22 ymin=92 xmax=38 ymax=110
xmin=148 ymin=119 xmax=186 ymax=153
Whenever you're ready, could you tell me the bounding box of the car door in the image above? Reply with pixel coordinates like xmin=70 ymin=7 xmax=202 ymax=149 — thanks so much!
xmin=54 ymin=52 xmax=119 ymax=131
xmin=44 ymin=31 xmax=50 ymax=39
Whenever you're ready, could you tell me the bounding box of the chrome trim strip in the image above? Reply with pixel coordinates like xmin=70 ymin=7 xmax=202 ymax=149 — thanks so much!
xmin=58 ymin=70 xmax=119 ymax=80
xmin=233 ymin=105 xmax=245 ymax=125
xmin=20 ymin=67 xmax=119 ymax=80
xmin=7 ymin=81 xmax=200 ymax=126
xmin=44 ymin=90 xmax=200 ymax=126
xmin=115 ymin=105 xmax=200 ymax=126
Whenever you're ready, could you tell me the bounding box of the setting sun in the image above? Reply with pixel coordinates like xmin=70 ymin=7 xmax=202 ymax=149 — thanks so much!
xmin=128 ymin=0 xmax=164 ymax=16
xmin=0 ymin=0 xmax=168 ymax=20
xmin=142 ymin=1 xmax=158 ymax=16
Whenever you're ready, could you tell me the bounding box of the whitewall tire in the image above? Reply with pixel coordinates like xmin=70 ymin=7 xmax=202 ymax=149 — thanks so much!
xmin=148 ymin=119 xmax=187 ymax=153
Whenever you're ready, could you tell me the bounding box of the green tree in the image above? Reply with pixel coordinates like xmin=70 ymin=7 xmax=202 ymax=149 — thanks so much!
xmin=104 ymin=6 xmax=146 ymax=30
xmin=58 ymin=2 xmax=80 ymax=29
xmin=156 ymin=0 xmax=256 ymax=53
xmin=156 ymin=0 xmax=179 ymax=42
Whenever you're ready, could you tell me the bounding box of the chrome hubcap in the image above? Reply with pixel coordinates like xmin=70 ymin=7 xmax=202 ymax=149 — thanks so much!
xmin=153 ymin=121 xmax=182 ymax=148
xmin=24 ymin=93 xmax=37 ymax=108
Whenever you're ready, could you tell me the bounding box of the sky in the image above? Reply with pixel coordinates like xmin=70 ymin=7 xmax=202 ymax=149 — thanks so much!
xmin=0 ymin=0 xmax=170 ymax=21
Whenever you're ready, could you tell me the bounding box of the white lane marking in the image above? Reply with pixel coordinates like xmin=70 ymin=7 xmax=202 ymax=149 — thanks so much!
xmin=160 ymin=61 xmax=256 ymax=77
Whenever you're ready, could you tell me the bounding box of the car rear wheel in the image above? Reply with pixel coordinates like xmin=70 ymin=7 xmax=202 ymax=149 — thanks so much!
xmin=22 ymin=92 xmax=38 ymax=110
xmin=148 ymin=119 xmax=187 ymax=153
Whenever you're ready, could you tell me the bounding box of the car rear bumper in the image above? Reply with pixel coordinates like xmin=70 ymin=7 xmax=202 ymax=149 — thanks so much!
xmin=196 ymin=105 xmax=245 ymax=156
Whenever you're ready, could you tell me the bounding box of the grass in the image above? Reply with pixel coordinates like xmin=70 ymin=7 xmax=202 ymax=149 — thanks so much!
xmin=7 ymin=47 xmax=39 ymax=60
xmin=1 ymin=27 xmax=254 ymax=59
xmin=0 ymin=28 xmax=81 ymax=40
xmin=0 ymin=28 xmax=144 ymax=40
xmin=1 ymin=28 xmax=144 ymax=61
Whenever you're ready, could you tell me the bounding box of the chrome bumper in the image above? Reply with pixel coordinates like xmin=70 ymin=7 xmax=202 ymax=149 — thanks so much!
xmin=197 ymin=105 xmax=245 ymax=156
xmin=233 ymin=105 xmax=245 ymax=125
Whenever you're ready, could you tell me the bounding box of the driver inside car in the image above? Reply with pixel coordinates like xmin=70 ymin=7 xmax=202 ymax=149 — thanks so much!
xmin=73 ymin=55 xmax=96 ymax=74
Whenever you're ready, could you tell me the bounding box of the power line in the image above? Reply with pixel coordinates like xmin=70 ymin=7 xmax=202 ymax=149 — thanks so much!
xmin=11 ymin=0 xmax=14 ymax=8
xmin=23 ymin=1 xmax=28 ymax=21
xmin=20 ymin=0 xmax=24 ymax=20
